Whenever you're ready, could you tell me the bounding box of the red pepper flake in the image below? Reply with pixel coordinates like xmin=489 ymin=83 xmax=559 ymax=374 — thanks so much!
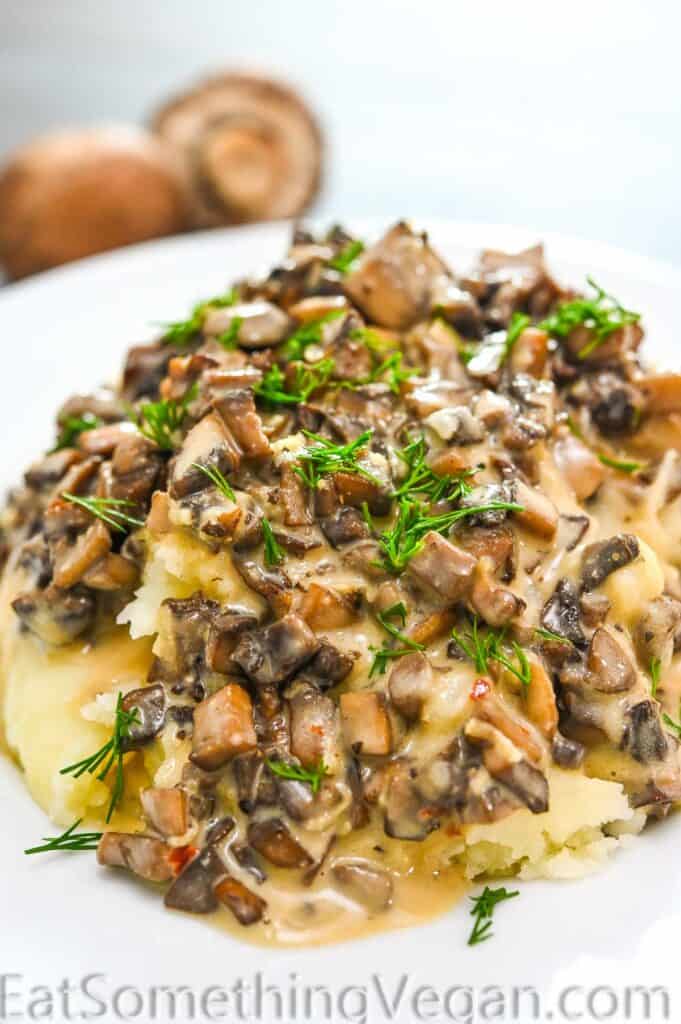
xmin=470 ymin=677 xmax=491 ymax=701
xmin=169 ymin=844 xmax=198 ymax=876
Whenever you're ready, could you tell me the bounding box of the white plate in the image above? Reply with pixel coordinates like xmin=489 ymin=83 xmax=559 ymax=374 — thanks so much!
xmin=2 ymin=222 xmax=680 ymax=1024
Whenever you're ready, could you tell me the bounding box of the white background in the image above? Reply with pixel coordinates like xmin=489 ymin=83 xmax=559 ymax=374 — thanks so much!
xmin=1 ymin=0 xmax=680 ymax=264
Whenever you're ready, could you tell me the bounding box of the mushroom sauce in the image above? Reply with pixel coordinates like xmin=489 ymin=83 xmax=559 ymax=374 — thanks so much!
xmin=3 ymin=222 xmax=681 ymax=945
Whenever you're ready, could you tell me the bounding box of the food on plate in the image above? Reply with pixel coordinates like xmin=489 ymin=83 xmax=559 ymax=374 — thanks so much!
xmin=0 ymin=126 xmax=191 ymax=280
xmin=152 ymin=73 xmax=323 ymax=227
xmin=3 ymin=221 xmax=681 ymax=947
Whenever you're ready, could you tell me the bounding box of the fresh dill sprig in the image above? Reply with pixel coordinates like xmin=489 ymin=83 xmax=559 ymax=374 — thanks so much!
xmin=161 ymin=289 xmax=238 ymax=346
xmin=452 ymin=616 xmax=531 ymax=693
xmin=24 ymin=819 xmax=103 ymax=856
xmin=650 ymin=656 xmax=662 ymax=699
xmin=328 ymin=239 xmax=364 ymax=274
xmin=597 ymin=453 xmax=643 ymax=474
xmin=60 ymin=693 xmax=140 ymax=823
xmin=133 ymin=383 xmax=196 ymax=451
xmin=534 ymin=626 xmax=572 ymax=646
xmin=282 ymin=310 xmax=345 ymax=361
xmin=215 ymin=315 xmax=243 ymax=350
xmin=540 ymin=277 xmax=640 ymax=359
xmin=266 ymin=758 xmax=328 ymax=794
xmin=294 ymin=429 xmax=380 ymax=490
xmin=262 ymin=517 xmax=285 ymax=567
xmin=364 ymin=351 xmax=414 ymax=393
xmin=393 ymin=435 xmax=477 ymax=504
xmin=254 ymin=358 xmax=335 ymax=406
xmin=373 ymin=498 xmax=522 ymax=574
xmin=50 ymin=412 xmax=102 ymax=452
xmin=369 ymin=601 xmax=425 ymax=676
xmin=192 ymin=462 xmax=235 ymax=501
xmin=62 ymin=493 xmax=144 ymax=533
xmin=467 ymin=885 xmax=519 ymax=946
xmin=662 ymin=699 xmax=681 ymax=739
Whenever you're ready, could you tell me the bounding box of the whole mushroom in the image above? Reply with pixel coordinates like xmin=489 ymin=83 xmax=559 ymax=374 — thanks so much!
xmin=0 ymin=125 xmax=191 ymax=280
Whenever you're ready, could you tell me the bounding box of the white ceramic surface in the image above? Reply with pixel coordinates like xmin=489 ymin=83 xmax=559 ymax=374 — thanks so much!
xmin=1 ymin=222 xmax=680 ymax=1024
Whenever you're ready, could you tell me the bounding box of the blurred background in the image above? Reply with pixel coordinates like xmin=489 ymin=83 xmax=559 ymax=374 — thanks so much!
xmin=0 ymin=0 xmax=679 ymax=279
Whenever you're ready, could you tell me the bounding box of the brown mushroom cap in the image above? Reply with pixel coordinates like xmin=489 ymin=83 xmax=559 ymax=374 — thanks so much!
xmin=152 ymin=72 xmax=323 ymax=226
xmin=0 ymin=125 xmax=191 ymax=280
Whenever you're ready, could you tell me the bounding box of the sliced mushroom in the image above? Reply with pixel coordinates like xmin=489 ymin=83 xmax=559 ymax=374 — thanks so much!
xmin=541 ymin=578 xmax=586 ymax=648
xmin=110 ymin=434 xmax=165 ymax=509
xmin=470 ymin=560 xmax=525 ymax=628
xmin=205 ymin=610 xmax=260 ymax=674
xmin=382 ymin=761 xmax=433 ymax=840
xmin=232 ymin=613 xmax=319 ymax=686
xmin=164 ymin=848 xmax=223 ymax=913
xmin=170 ymin=411 xmax=241 ymax=499
xmin=25 ymin=448 xmax=84 ymax=490
xmin=280 ymin=463 xmax=312 ymax=526
xmin=340 ymin=692 xmax=392 ymax=756
xmin=247 ymin=818 xmax=313 ymax=869
xmin=586 ymin=628 xmax=636 ymax=693
xmin=153 ymin=73 xmax=322 ymax=225
xmin=205 ymin=301 xmax=291 ymax=350
xmin=332 ymin=860 xmax=393 ymax=912
xmin=120 ymin=684 xmax=167 ymax=749
xmin=298 ymin=582 xmax=360 ymax=630
xmin=512 ymin=481 xmax=559 ymax=539
xmin=579 ymin=591 xmax=611 ymax=628
xmin=141 ymin=787 xmax=190 ymax=838
xmin=81 ymin=552 xmax=139 ymax=591
xmin=525 ymin=658 xmax=558 ymax=739
xmin=635 ymin=595 xmax=681 ymax=675
xmin=51 ymin=519 xmax=112 ymax=589
xmin=320 ymin=506 xmax=370 ymax=547
xmin=621 ymin=701 xmax=668 ymax=764
xmin=388 ymin=652 xmax=432 ymax=721
xmin=191 ymin=684 xmax=257 ymax=770
xmin=288 ymin=680 xmax=341 ymax=768
xmin=344 ymin=222 xmax=451 ymax=330
xmin=581 ymin=534 xmax=640 ymax=591
xmin=464 ymin=718 xmax=549 ymax=813
xmin=551 ymin=732 xmax=586 ymax=768
xmin=301 ymin=640 xmax=355 ymax=688
xmin=97 ymin=832 xmax=174 ymax=883
xmin=408 ymin=531 xmax=477 ymax=604
xmin=234 ymin=560 xmax=292 ymax=617
xmin=553 ymin=433 xmax=606 ymax=501
xmin=214 ymin=874 xmax=267 ymax=925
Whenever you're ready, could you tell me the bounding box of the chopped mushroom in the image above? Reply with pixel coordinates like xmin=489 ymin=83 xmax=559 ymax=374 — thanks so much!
xmin=635 ymin=595 xmax=681 ymax=674
xmin=171 ymin=412 xmax=241 ymax=499
xmin=288 ymin=680 xmax=341 ymax=769
xmin=581 ymin=535 xmax=640 ymax=591
xmin=97 ymin=832 xmax=174 ymax=882
xmin=121 ymin=684 xmax=167 ymax=749
xmin=205 ymin=301 xmax=291 ymax=350
xmin=332 ymin=860 xmax=393 ymax=912
xmin=553 ymin=432 xmax=606 ymax=501
xmin=298 ymin=582 xmax=360 ymax=630
xmin=388 ymin=652 xmax=432 ymax=722
xmin=12 ymin=585 xmax=95 ymax=645
xmin=232 ymin=614 xmax=319 ymax=686
xmin=164 ymin=848 xmax=223 ymax=913
xmin=340 ymin=692 xmax=392 ymax=755
xmin=215 ymin=389 xmax=270 ymax=458
xmin=247 ymin=818 xmax=313 ymax=868
xmin=408 ymin=531 xmax=476 ymax=603
xmin=141 ymin=787 xmax=190 ymax=838
xmin=51 ymin=520 xmax=111 ymax=588
xmin=470 ymin=560 xmax=525 ymax=628
xmin=214 ymin=875 xmax=267 ymax=925
xmin=344 ymin=222 xmax=451 ymax=330
xmin=465 ymin=718 xmax=549 ymax=813
xmin=586 ymin=629 xmax=636 ymax=693
xmin=512 ymin=481 xmax=559 ymax=539
xmin=191 ymin=684 xmax=257 ymax=770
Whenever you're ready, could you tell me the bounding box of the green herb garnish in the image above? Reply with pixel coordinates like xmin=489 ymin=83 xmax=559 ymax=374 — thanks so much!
xmin=534 ymin=626 xmax=572 ymax=646
xmin=369 ymin=601 xmax=425 ymax=676
xmin=262 ymin=517 xmax=285 ymax=567
xmin=192 ymin=462 xmax=235 ymax=501
xmin=295 ymin=429 xmax=380 ymax=490
xmin=452 ymin=616 xmax=531 ymax=693
xmin=373 ymin=498 xmax=522 ymax=574
xmin=133 ymin=383 xmax=196 ymax=451
xmin=467 ymin=885 xmax=519 ymax=946
xmin=161 ymin=289 xmax=238 ymax=346
xmin=663 ymin=700 xmax=681 ymax=739
xmin=266 ymin=758 xmax=328 ymax=794
xmin=24 ymin=819 xmax=103 ymax=856
xmin=650 ymin=656 xmax=662 ymax=699
xmin=60 ymin=693 xmax=140 ymax=823
xmin=328 ymin=239 xmax=364 ymax=274
xmin=255 ymin=358 xmax=335 ymax=406
xmin=215 ymin=315 xmax=243 ymax=350
xmin=540 ymin=278 xmax=640 ymax=359
xmin=51 ymin=413 xmax=102 ymax=452
xmin=61 ymin=493 xmax=144 ymax=533
xmin=393 ymin=435 xmax=477 ymax=504
xmin=597 ymin=454 xmax=643 ymax=473
xmin=282 ymin=311 xmax=345 ymax=361
xmin=465 ymin=312 xmax=531 ymax=375
xmin=364 ymin=351 xmax=414 ymax=393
